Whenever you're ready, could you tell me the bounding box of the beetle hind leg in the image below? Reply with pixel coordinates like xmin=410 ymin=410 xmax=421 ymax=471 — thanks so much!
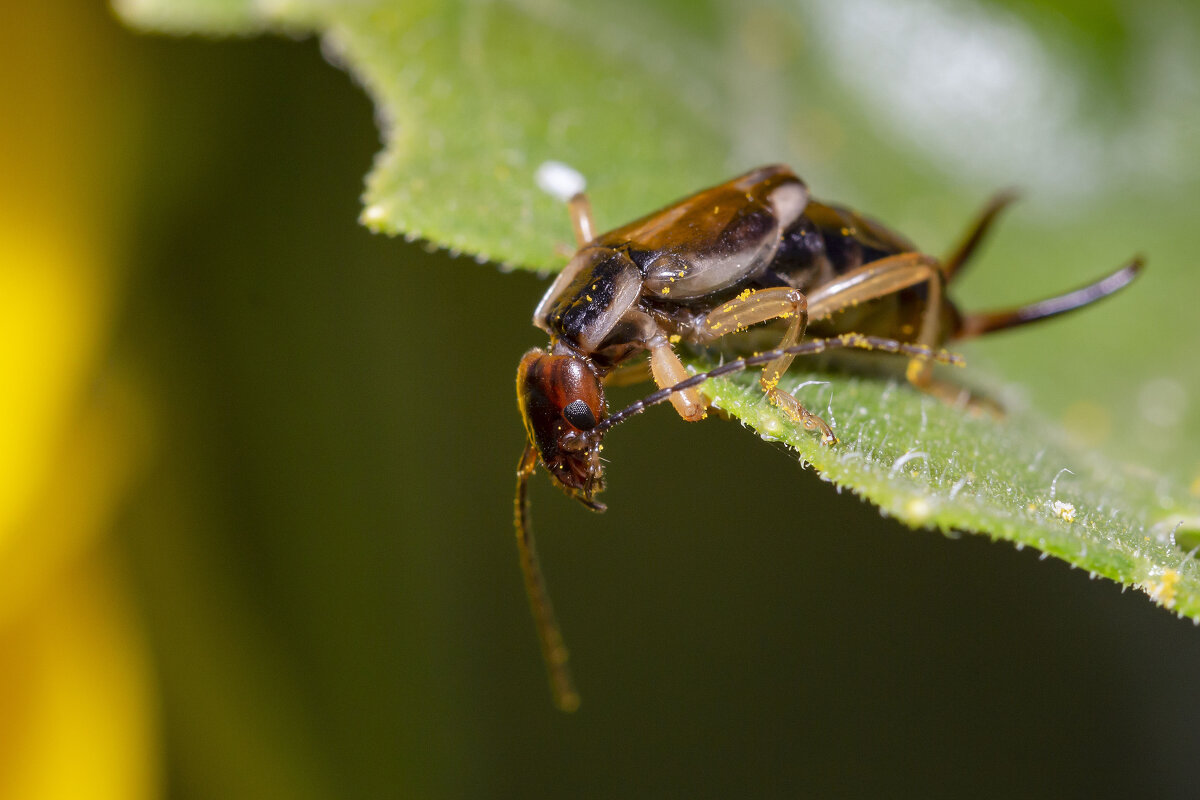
xmin=696 ymin=287 xmax=836 ymax=444
xmin=808 ymin=252 xmax=946 ymax=397
xmin=904 ymin=358 xmax=1004 ymax=416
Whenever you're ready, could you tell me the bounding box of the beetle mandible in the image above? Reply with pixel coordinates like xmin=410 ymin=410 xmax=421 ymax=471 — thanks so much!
xmin=514 ymin=164 xmax=1142 ymax=710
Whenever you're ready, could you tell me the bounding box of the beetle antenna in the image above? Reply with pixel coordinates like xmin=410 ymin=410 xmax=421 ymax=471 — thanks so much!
xmin=514 ymin=444 xmax=581 ymax=712
xmin=593 ymin=334 xmax=964 ymax=435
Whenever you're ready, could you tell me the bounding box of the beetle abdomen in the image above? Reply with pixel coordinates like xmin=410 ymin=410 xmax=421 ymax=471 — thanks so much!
xmin=767 ymin=200 xmax=918 ymax=290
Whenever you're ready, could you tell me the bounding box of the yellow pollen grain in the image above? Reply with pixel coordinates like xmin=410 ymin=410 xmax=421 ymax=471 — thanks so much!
xmin=585 ymin=295 xmax=593 ymax=302
xmin=1148 ymin=569 xmax=1179 ymax=607
xmin=905 ymin=497 xmax=933 ymax=521
xmin=661 ymin=286 xmax=670 ymax=295
xmin=668 ymin=334 xmax=682 ymax=344
xmin=1051 ymin=500 xmax=1076 ymax=523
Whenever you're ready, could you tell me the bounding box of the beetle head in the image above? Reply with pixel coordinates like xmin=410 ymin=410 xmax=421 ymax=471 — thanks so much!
xmin=517 ymin=348 xmax=607 ymax=510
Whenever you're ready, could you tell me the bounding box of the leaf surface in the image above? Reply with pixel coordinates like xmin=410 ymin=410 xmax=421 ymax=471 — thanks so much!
xmin=117 ymin=0 xmax=1200 ymax=616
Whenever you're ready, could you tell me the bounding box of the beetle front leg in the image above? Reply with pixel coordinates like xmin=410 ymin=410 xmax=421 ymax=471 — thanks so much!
xmin=695 ymin=287 xmax=836 ymax=444
xmin=648 ymin=337 xmax=708 ymax=421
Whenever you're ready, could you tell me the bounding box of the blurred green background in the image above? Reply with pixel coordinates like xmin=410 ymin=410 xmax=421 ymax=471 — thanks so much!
xmin=4 ymin=1 xmax=1200 ymax=798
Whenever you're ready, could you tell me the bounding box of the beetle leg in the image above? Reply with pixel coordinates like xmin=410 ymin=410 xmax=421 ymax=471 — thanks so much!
xmin=567 ymin=193 xmax=595 ymax=247
xmin=694 ymin=287 xmax=835 ymax=443
xmin=941 ymin=190 xmax=1018 ymax=282
xmin=648 ymin=337 xmax=708 ymax=421
xmin=603 ymin=358 xmax=653 ymax=387
xmin=806 ymin=253 xmax=945 ymax=392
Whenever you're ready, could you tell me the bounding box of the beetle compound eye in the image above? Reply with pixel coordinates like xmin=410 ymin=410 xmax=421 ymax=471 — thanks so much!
xmin=562 ymin=399 xmax=597 ymax=430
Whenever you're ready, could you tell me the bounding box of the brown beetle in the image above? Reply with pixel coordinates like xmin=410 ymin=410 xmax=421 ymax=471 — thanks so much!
xmin=515 ymin=165 xmax=1142 ymax=710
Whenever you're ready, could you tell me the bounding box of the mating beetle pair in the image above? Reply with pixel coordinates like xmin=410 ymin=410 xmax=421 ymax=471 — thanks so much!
xmin=515 ymin=164 xmax=1142 ymax=710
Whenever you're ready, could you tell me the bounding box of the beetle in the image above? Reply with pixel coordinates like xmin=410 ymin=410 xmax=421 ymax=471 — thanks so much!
xmin=514 ymin=164 xmax=1143 ymax=710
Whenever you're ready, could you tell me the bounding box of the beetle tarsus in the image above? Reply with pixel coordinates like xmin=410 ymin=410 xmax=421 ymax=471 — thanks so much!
xmin=766 ymin=385 xmax=836 ymax=444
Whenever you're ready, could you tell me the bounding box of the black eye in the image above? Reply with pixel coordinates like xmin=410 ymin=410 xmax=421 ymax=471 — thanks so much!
xmin=562 ymin=399 xmax=597 ymax=431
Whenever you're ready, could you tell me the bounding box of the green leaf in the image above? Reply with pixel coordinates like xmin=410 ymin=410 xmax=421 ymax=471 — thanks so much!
xmin=700 ymin=364 xmax=1200 ymax=615
xmin=116 ymin=0 xmax=1200 ymax=615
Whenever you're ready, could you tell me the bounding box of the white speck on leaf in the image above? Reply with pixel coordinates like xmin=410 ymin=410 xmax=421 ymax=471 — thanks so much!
xmin=535 ymin=160 xmax=586 ymax=201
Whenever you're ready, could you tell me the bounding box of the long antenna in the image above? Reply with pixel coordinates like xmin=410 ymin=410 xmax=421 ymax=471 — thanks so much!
xmin=517 ymin=333 xmax=961 ymax=711
xmin=515 ymin=444 xmax=581 ymax=712
xmin=594 ymin=334 xmax=964 ymax=435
